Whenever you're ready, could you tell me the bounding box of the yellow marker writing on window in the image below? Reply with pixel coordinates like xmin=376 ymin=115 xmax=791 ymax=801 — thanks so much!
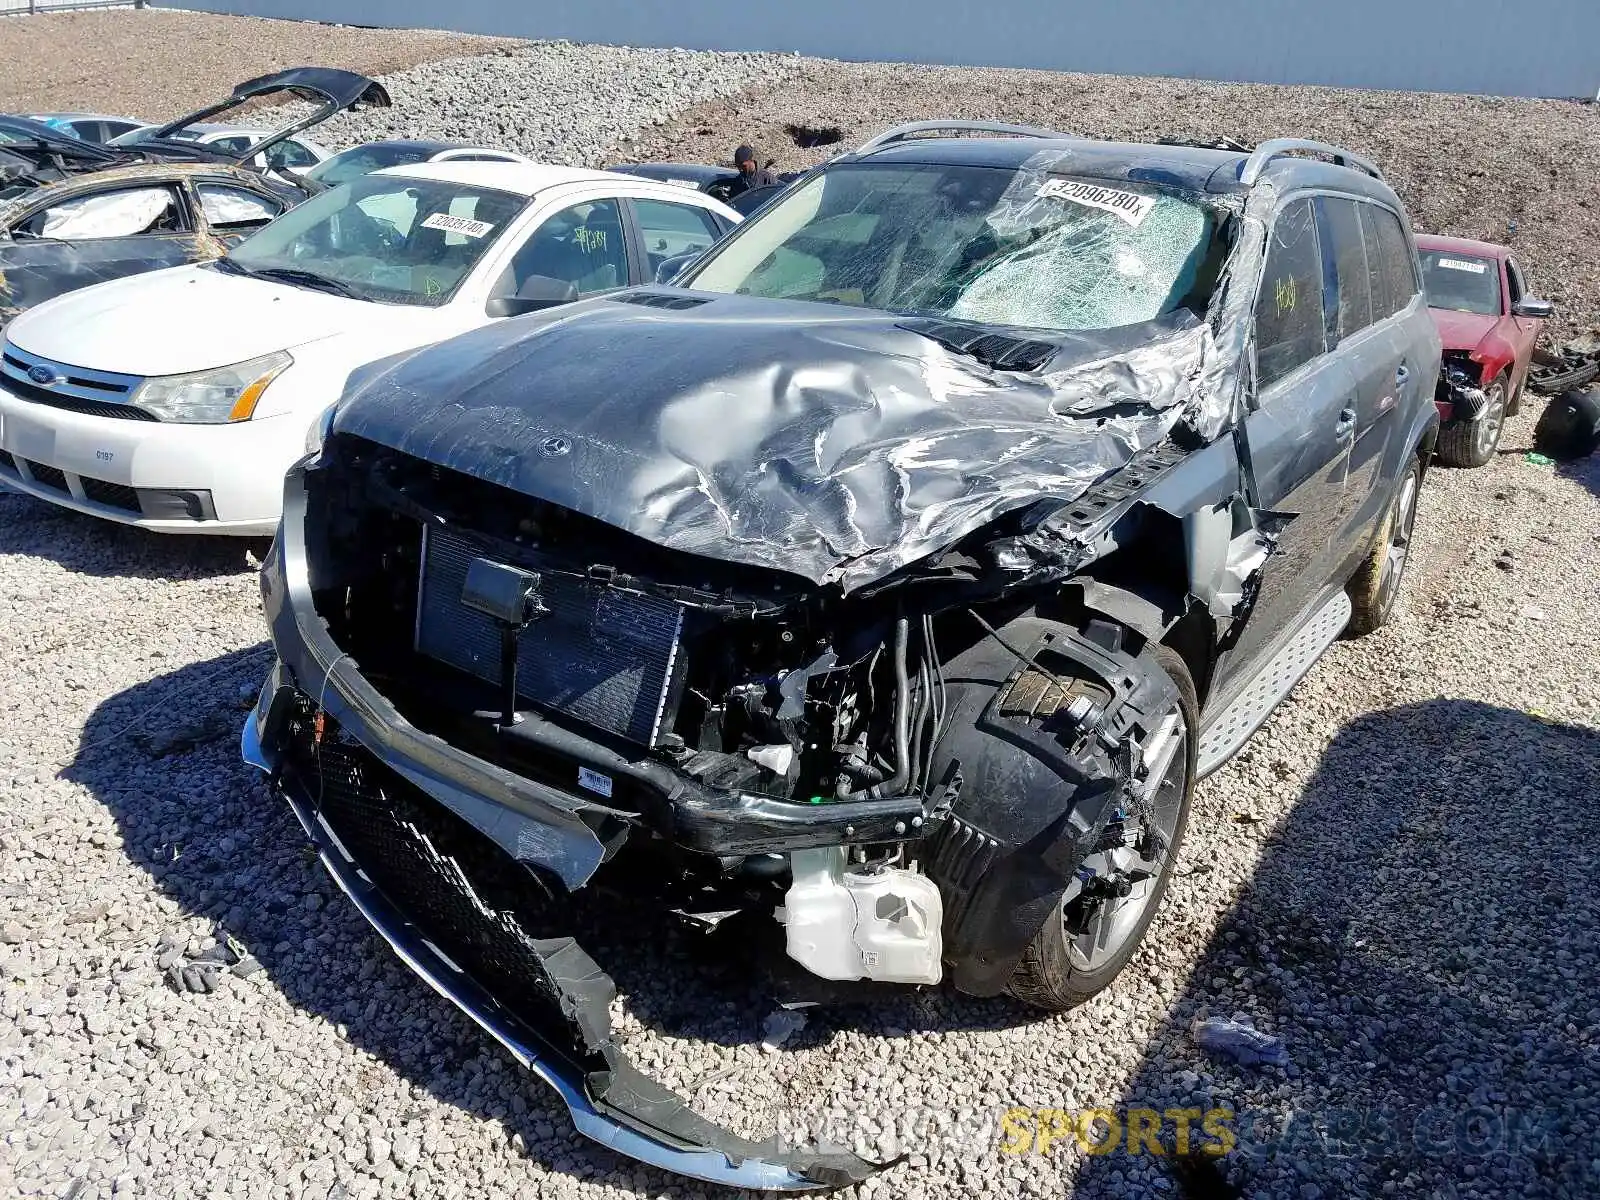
xmin=1275 ymin=275 xmax=1296 ymax=317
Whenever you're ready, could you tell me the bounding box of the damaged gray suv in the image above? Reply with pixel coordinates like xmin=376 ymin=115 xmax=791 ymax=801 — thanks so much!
xmin=243 ymin=122 xmax=1441 ymax=1188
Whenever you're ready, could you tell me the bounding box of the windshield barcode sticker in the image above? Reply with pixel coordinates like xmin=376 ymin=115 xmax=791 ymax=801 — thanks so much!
xmin=1036 ymin=179 xmax=1157 ymax=227
xmin=421 ymin=212 xmax=495 ymax=239
xmin=1437 ymin=257 xmax=1488 ymax=274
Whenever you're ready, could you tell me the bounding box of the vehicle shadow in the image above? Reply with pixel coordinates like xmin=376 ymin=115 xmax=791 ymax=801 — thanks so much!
xmin=66 ymin=648 xmax=1038 ymax=1193
xmin=1068 ymin=699 xmax=1600 ymax=1198
xmin=0 ymin=485 xmax=266 ymax=580
xmin=1553 ymin=444 xmax=1600 ymax=499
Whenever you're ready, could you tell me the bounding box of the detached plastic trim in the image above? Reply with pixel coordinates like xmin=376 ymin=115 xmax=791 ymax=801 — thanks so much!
xmin=240 ymin=717 xmax=874 ymax=1192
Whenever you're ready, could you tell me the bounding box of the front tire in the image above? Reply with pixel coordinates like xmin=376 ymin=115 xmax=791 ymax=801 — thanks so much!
xmin=1437 ymin=373 xmax=1508 ymax=468
xmin=1347 ymin=454 xmax=1422 ymax=635
xmin=1006 ymin=644 xmax=1197 ymax=1012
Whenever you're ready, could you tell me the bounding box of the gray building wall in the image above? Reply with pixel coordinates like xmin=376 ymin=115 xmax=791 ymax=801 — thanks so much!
xmin=166 ymin=0 xmax=1600 ymax=99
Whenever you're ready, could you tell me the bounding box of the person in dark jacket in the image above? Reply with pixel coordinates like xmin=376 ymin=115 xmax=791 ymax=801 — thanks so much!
xmin=727 ymin=144 xmax=779 ymax=197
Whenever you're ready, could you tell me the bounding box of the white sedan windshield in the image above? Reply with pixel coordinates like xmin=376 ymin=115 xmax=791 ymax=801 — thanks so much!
xmin=686 ymin=162 xmax=1217 ymax=333
xmin=223 ymin=175 xmax=526 ymax=306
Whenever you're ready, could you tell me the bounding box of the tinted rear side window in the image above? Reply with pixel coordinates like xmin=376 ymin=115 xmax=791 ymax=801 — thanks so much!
xmin=1362 ymin=205 xmax=1418 ymax=320
xmin=1315 ymin=196 xmax=1372 ymax=342
xmin=1255 ymin=198 xmax=1328 ymax=390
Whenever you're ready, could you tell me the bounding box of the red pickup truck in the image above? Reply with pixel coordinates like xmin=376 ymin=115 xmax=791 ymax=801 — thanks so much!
xmin=1416 ymin=234 xmax=1554 ymax=467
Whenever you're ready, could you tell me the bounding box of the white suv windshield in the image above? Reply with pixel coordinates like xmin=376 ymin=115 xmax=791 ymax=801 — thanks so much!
xmin=684 ymin=162 xmax=1217 ymax=332
xmin=223 ymin=175 xmax=526 ymax=306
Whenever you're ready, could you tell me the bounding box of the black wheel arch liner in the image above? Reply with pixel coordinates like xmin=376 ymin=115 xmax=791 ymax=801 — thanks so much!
xmin=923 ymin=613 xmax=1184 ymax=996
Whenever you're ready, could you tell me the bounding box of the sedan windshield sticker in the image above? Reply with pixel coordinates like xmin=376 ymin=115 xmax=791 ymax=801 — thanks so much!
xmin=1036 ymin=178 xmax=1157 ymax=227
xmin=1437 ymin=257 xmax=1488 ymax=274
xmin=421 ymin=212 xmax=494 ymax=239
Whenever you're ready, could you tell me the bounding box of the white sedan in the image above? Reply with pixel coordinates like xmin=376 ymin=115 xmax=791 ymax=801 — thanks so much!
xmin=0 ymin=162 xmax=740 ymax=534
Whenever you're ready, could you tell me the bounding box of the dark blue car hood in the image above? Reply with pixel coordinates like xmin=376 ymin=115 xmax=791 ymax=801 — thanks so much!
xmin=331 ymin=291 xmax=1215 ymax=591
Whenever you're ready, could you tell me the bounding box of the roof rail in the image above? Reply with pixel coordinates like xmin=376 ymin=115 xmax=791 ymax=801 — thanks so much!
xmin=1240 ymin=138 xmax=1384 ymax=186
xmin=851 ymin=120 xmax=1072 ymax=158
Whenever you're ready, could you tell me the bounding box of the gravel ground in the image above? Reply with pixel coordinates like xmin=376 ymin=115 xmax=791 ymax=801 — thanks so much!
xmin=3 ymin=19 xmax=1600 ymax=1200
xmin=625 ymin=62 xmax=1600 ymax=341
xmin=0 ymin=10 xmax=516 ymax=121
xmin=253 ymin=43 xmax=805 ymax=165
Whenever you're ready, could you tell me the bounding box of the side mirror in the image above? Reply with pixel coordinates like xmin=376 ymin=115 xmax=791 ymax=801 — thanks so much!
xmin=486 ymin=274 xmax=579 ymax=318
xmin=1512 ymin=298 xmax=1554 ymax=320
xmin=654 ymin=253 xmax=699 ymax=286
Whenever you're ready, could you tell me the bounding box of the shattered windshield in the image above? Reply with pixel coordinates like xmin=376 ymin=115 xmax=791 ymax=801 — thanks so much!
xmin=1421 ymin=250 xmax=1501 ymax=317
xmin=684 ymin=161 xmax=1217 ymax=332
xmin=221 ymin=174 xmax=525 ymax=306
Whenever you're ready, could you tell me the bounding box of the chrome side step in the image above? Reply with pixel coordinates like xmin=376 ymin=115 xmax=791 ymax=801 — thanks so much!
xmin=1196 ymin=590 xmax=1352 ymax=778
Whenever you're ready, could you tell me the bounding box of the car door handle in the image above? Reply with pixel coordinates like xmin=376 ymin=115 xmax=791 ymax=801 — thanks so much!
xmin=1335 ymin=406 xmax=1357 ymax=437
xmin=1395 ymin=364 xmax=1411 ymax=387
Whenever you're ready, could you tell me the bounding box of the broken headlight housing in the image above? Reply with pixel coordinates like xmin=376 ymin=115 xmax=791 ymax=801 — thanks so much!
xmin=131 ymin=351 xmax=291 ymax=423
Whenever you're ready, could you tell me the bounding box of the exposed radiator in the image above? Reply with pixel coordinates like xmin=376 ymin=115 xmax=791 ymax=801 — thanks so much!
xmin=415 ymin=525 xmax=685 ymax=745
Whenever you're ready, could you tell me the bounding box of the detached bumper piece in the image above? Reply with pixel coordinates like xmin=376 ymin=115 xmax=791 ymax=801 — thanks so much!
xmin=243 ymin=699 xmax=885 ymax=1192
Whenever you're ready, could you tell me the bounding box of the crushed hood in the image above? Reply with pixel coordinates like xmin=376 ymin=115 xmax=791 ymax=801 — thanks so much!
xmin=333 ymin=291 xmax=1215 ymax=592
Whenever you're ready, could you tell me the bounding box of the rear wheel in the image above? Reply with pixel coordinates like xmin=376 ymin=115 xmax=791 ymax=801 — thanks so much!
xmin=1007 ymin=645 xmax=1197 ymax=1012
xmin=1437 ymin=374 xmax=1508 ymax=468
xmin=1347 ymin=454 xmax=1422 ymax=635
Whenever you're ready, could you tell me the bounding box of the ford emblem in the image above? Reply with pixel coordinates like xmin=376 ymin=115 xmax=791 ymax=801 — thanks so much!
xmin=540 ymin=436 xmax=572 ymax=458
xmin=27 ymin=364 xmax=58 ymax=386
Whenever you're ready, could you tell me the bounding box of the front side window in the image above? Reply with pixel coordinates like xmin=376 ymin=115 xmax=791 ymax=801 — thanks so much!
xmin=20 ymin=186 xmax=184 ymax=241
xmin=1420 ymin=250 xmax=1501 ymax=317
xmin=267 ymin=139 xmax=319 ymax=171
xmin=684 ymin=162 xmax=1218 ymax=333
xmin=491 ymin=198 xmax=630 ymax=301
xmin=223 ymin=175 xmax=526 ymax=306
xmin=1254 ymin=198 xmax=1327 ymax=390
xmin=632 ymin=197 xmax=722 ymax=276
xmin=198 ymin=184 xmax=283 ymax=232
xmin=1505 ymin=258 xmax=1526 ymax=306
xmin=210 ymin=134 xmax=256 ymax=158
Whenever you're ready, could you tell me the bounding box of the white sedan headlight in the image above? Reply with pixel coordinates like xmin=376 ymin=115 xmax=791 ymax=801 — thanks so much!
xmin=131 ymin=351 xmax=292 ymax=423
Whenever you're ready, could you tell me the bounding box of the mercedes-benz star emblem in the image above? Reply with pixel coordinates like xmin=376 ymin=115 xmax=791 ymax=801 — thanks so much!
xmin=27 ymin=364 xmax=58 ymax=387
xmin=540 ymin=436 xmax=572 ymax=458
